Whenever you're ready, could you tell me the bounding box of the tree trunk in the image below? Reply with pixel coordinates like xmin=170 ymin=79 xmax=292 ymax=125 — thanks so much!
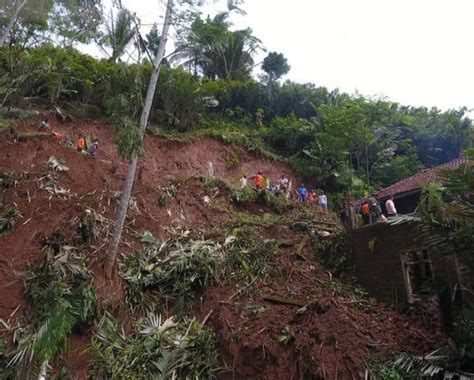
xmin=0 ymin=0 xmax=28 ymax=47
xmin=365 ymin=141 xmax=370 ymax=197
xmin=105 ymin=0 xmax=174 ymax=279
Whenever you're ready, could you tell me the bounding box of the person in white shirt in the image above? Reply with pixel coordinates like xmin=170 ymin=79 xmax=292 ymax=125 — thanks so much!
xmin=278 ymin=175 xmax=289 ymax=195
xmin=239 ymin=175 xmax=248 ymax=189
xmin=318 ymin=191 xmax=328 ymax=213
xmin=385 ymin=195 xmax=397 ymax=217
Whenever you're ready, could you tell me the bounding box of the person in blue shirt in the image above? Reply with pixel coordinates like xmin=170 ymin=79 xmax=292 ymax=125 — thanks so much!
xmin=298 ymin=184 xmax=308 ymax=202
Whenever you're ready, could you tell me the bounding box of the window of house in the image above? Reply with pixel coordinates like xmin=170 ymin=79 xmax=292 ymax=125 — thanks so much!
xmin=400 ymin=249 xmax=435 ymax=303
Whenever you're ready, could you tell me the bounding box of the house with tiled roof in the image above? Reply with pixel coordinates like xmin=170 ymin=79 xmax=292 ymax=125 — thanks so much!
xmin=348 ymin=158 xmax=468 ymax=310
xmin=354 ymin=158 xmax=468 ymax=215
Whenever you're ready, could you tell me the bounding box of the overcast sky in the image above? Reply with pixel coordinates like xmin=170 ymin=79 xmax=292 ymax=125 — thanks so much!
xmin=87 ymin=0 xmax=474 ymax=113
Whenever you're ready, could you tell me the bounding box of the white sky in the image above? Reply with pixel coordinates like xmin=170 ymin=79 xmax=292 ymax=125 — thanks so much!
xmin=82 ymin=0 xmax=474 ymax=113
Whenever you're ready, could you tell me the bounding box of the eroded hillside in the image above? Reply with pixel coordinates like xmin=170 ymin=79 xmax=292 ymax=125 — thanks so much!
xmin=0 ymin=116 xmax=447 ymax=379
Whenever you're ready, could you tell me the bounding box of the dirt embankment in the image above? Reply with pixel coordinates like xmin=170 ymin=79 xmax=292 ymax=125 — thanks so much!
xmin=0 ymin=117 xmax=296 ymax=321
xmin=0 ymin=116 xmax=448 ymax=379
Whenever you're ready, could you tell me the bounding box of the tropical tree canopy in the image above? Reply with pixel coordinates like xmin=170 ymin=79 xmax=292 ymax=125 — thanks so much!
xmin=262 ymin=51 xmax=290 ymax=82
xmin=173 ymin=14 xmax=262 ymax=80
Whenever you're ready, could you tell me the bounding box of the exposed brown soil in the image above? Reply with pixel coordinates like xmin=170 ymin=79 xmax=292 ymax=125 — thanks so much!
xmin=200 ymin=260 xmax=446 ymax=379
xmin=0 ymin=116 xmax=296 ymax=316
xmin=0 ymin=115 xmax=448 ymax=379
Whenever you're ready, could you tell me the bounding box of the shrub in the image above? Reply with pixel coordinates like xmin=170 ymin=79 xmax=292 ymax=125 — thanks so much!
xmin=231 ymin=187 xmax=258 ymax=205
xmin=224 ymin=231 xmax=278 ymax=282
xmin=0 ymin=206 xmax=19 ymax=235
xmin=314 ymin=233 xmax=349 ymax=277
xmin=6 ymin=231 xmax=95 ymax=378
xmin=154 ymin=68 xmax=205 ymax=130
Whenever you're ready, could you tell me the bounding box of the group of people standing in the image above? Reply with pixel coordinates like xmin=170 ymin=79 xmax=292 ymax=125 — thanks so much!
xmin=239 ymin=172 xmax=291 ymax=196
xmin=239 ymin=172 xmax=329 ymax=212
xmin=38 ymin=118 xmax=100 ymax=157
xmin=297 ymin=185 xmax=328 ymax=213
xmin=360 ymin=195 xmax=397 ymax=225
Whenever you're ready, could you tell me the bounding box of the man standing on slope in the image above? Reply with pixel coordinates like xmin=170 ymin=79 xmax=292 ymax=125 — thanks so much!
xmin=76 ymin=135 xmax=86 ymax=153
xmin=254 ymin=171 xmax=265 ymax=190
xmin=298 ymin=184 xmax=308 ymax=202
xmin=368 ymin=196 xmax=383 ymax=224
xmin=239 ymin=175 xmax=248 ymax=189
xmin=361 ymin=201 xmax=370 ymax=225
xmin=278 ymin=175 xmax=289 ymax=195
xmin=318 ymin=190 xmax=328 ymax=213
xmin=385 ymin=195 xmax=397 ymax=217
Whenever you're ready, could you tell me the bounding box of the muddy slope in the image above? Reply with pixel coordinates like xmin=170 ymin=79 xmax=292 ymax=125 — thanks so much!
xmin=0 ymin=117 xmax=448 ymax=379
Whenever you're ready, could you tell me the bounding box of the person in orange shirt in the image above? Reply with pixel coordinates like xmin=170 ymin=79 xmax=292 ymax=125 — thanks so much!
xmin=76 ymin=135 xmax=86 ymax=153
xmin=254 ymin=171 xmax=265 ymax=189
xmin=360 ymin=201 xmax=370 ymax=225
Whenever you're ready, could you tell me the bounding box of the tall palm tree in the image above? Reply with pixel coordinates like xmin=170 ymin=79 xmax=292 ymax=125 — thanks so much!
xmin=171 ymin=13 xmax=229 ymax=75
xmin=104 ymin=8 xmax=136 ymax=62
xmin=204 ymin=28 xmax=261 ymax=80
xmin=171 ymin=12 xmax=262 ymax=80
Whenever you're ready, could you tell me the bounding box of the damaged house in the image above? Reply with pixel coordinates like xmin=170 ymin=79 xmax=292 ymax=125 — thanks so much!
xmin=349 ymin=158 xmax=468 ymax=310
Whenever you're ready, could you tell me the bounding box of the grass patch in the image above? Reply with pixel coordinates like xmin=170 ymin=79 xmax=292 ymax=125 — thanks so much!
xmin=0 ymin=115 xmax=9 ymax=134
xmin=366 ymin=356 xmax=406 ymax=380
xmin=224 ymin=211 xmax=281 ymax=230
xmin=231 ymin=187 xmax=259 ymax=205
xmin=0 ymin=111 xmax=34 ymax=134
xmin=231 ymin=187 xmax=293 ymax=215
xmin=149 ymin=116 xmax=282 ymax=161
xmin=314 ymin=232 xmax=349 ymax=277
xmin=226 ymin=152 xmax=241 ymax=169
xmin=156 ymin=181 xmax=181 ymax=207
xmin=200 ymin=176 xmax=222 ymax=191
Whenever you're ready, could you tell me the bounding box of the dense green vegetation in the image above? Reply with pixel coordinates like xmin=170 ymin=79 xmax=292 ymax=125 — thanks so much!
xmin=0 ymin=0 xmax=471 ymax=203
xmin=0 ymin=0 xmax=472 ymax=201
xmin=1 ymin=42 xmax=471 ymax=202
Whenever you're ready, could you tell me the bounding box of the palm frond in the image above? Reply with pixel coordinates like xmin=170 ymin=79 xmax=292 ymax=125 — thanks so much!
xmin=48 ymin=156 xmax=70 ymax=172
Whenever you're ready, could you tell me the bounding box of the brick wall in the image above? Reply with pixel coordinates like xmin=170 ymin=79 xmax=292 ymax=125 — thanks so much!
xmin=350 ymin=222 xmax=451 ymax=306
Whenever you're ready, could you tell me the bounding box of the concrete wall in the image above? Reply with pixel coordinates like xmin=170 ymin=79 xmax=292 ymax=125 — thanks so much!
xmin=350 ymin=222 xmax=451 ymax=306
